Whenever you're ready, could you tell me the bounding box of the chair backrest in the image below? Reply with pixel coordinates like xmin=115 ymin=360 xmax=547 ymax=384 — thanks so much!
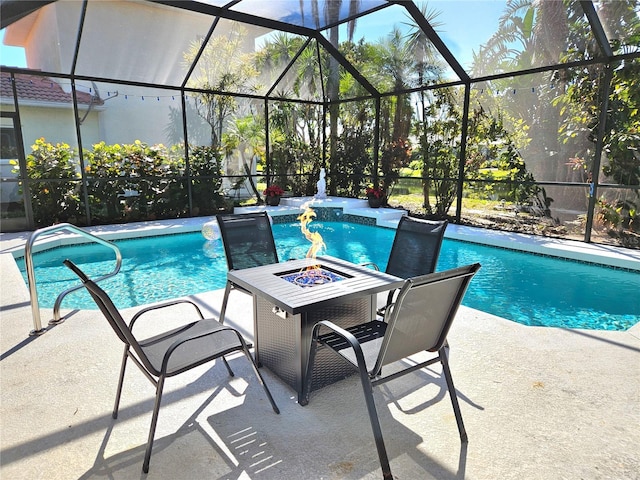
xmin=63 ymin=259 xmax=157 ymax=373
xmin=374 ymin=263 xmax=481 ymax=374
xmin=385 ymin=216 xmax=448 ymax=278
xmin=216 ymin=212 xmax=279 ymax=271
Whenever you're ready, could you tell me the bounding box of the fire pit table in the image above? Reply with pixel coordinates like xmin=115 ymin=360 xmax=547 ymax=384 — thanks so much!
xmin=227 ymin=255 xmax=403 ymax=403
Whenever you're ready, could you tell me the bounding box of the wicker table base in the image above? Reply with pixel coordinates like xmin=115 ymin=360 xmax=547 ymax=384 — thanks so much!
xmin=255 ymin=295 xmax=373 ymax=401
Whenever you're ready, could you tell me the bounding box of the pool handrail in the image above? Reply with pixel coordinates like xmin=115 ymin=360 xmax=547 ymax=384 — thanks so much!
xmin=25 ymin=223 xmax=122 ymax=336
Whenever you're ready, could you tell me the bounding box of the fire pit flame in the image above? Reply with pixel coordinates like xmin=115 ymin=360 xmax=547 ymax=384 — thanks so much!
xmin=298 ymin=203 xmax=325 ymax=269
xmin=284 ymin=202 xmax=347 ymax=287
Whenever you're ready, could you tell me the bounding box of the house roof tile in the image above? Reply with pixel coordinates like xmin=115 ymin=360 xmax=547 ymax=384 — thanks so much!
xmin=0 ymin=72 xmax=103 ymax=106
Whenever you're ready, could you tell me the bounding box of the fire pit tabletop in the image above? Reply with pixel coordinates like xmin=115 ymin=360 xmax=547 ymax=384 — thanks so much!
xmin=227 ymin=255 xmax=404 ymax=315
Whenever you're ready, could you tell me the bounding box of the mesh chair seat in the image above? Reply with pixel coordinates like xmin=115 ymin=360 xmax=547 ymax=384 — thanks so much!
xmin=318 ymin=320 xmax=388 ymax=372
xmin=139 ymin=320 xmax=247 ymax=376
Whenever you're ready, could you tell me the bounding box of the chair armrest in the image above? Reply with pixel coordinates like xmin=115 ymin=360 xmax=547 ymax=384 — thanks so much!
xmin=360 ymin=262 xmax=380 ymax=271
xmin=380 ymin=302 xmax=397 ymax=321
xmin=130 ymin=299 xmax=206 ymax=329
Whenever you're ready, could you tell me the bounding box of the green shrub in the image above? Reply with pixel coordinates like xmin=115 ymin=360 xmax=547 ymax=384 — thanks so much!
xmin=25 ymin=138 xmax=82 ymax=227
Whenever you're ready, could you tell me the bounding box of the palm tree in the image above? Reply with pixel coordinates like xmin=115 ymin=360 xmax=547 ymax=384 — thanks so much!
xmin=223 ymin=114 xmax=265 ymax=200
xmin=403 ymin=4 xmax=447 ymax=211
xmin=471 ymin=0 xmax=538 ymax=77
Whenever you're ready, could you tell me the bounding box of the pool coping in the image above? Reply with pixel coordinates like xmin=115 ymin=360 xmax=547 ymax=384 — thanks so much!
xmin=2 ymin=196 xmax=639 ymax=271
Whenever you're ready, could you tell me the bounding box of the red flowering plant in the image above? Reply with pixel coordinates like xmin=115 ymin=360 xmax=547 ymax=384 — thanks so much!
xmin=263 ymin=184 xmax=284 ymax=197
xmin=365 ymin=185 xmax=384 ymax=199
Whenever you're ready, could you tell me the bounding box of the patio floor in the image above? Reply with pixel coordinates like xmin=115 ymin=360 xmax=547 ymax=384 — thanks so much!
xmin=1 ymin=225 xmax=639 ymax=480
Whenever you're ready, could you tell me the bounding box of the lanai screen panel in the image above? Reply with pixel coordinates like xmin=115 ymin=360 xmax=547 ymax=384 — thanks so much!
xmin=254 ymin=33 xmax=322 ymax=101
xmin=75 ymin=0 xmax=213 ymax=86
xmin=0 ymin=0 xmax=83 ymax=75
xmin=186 ymin=17 xmax=276 ymax=96
xmin=467 ymin=0 xmax=600 ymax=78
xmin=84 ymin=81 xmax=182 ymax=146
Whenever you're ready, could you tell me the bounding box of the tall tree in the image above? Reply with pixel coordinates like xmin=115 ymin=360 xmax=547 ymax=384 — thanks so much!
xmin=184 ymin=24 xmax=259 ymax=148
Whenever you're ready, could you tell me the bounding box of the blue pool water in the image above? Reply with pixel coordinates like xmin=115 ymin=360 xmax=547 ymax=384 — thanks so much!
xmin=17 ymin=221 xmax=640 ymax=331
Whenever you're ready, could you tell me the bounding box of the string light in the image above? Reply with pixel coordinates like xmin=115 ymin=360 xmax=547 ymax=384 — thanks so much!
xmin=473 ymin=83 xmax=557 ymax=96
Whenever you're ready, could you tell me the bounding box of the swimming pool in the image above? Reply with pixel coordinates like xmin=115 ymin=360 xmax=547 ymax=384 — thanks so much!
xmin=17 ymin=221 xmax=640 ymax=331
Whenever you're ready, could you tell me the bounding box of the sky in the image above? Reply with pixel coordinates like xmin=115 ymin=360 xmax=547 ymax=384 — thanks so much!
xmin=0 ymin=30 xmax=27 ymax=67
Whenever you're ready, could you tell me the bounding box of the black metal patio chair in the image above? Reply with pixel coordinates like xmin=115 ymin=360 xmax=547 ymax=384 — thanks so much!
xmin=63 ymin=259 xmax=280 ymax=473
xmin=365 ymin=216 xmax=448 ymax=317
xmin=301 ymin=263 xmax=481 ymax=480
xmin=216 ymin=212 xmax=279 ymax=323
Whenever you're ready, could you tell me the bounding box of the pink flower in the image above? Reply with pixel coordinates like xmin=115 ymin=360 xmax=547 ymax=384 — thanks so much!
xmin=263 ymin=184 xmax=284 ymax=197
xmin=365 ymin=186 xmax=384 ymax=199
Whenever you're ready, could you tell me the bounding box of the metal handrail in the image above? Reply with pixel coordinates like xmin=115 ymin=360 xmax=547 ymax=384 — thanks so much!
xmin=25 ymin=223 xmax=122 ymax=336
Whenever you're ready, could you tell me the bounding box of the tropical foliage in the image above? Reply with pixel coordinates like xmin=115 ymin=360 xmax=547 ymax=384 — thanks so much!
xmin=23 ymin=138 xmax=82 ymax=225
xmin=23 ymin=139 xmax=227 ymax=227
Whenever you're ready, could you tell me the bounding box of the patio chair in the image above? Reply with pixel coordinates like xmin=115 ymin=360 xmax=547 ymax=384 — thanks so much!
xmin=301 ymin=263 xmax=481 ymax=480
xmin=62 ymin=259 xmax=280 ymax=473
xmin=216 ymin=212 xmax=279 ymax=323
xmin=366 ymin=216 xmax=448 ymax=317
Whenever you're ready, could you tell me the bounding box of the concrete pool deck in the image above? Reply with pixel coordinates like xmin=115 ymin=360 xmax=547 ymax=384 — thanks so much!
xmin=1 ymin=212 xmax=640 ymax=479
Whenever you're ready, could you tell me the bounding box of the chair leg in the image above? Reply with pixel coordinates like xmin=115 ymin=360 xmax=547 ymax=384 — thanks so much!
xmin=439 ymin=347 xmax=467 ymax=442
xmin=303 ymin=327 xmax=391 ymax=477
xmin=112 ymin=345 xmax=130 ymax=419
xmin=219 ymin=282 xmax=234 ymax=376
xmin=221 ymin=356 xmax=234 ymax=377
xmin=237 ymin=334 xmax=279 ymax=414
xmin=142 ymin=375 xmax=166 ymax=473
xmin=219 ymin=281 xmax=232 ymax=324
xmin=358 ymin=369 xmax=393 ymax=479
